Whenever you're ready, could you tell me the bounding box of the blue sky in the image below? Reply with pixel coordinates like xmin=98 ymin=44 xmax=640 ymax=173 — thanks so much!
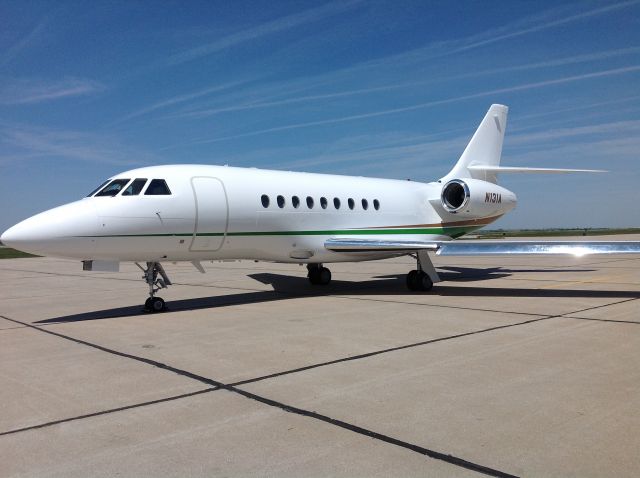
xmin=1 ymin=0 xmax=639 ymax=232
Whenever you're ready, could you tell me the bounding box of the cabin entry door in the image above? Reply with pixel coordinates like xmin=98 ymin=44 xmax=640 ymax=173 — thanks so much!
xmin=190 ymin=177 xmax=228 ymax=251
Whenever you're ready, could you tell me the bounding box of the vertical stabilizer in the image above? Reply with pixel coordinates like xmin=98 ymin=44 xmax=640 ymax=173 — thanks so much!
xmin=443 ymin=104 xmax=508 ymax=184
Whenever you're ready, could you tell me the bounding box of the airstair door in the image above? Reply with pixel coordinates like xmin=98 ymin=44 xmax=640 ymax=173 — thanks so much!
xmin=190 ymin=177 xmax=228 ymax=251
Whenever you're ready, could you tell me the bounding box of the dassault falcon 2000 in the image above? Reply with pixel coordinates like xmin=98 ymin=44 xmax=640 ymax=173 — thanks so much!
xmin=3 ymin=104 xmax=640 ymax=312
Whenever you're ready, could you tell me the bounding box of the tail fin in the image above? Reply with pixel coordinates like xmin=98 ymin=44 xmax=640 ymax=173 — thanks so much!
xmin=443 ymin=104 xmax=508 ymax=184
xmin=442 ymin=104 xmax=604 ymax=183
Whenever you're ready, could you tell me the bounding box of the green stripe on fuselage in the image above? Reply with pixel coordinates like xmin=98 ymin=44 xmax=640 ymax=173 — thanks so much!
xmin=79 ymin=225 xmax=480 ymax=239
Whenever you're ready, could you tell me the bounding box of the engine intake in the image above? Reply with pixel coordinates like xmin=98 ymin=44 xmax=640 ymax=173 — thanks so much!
xmin=438 ymin=178 xmax=517 ymax=218
xmin=441 ymin=180 xmax=470 ymax=213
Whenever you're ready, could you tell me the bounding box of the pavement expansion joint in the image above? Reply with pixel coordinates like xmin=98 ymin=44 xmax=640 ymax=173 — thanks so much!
xmin=0 ymin=388 xmax=217 ymax=437
xmin=2 ymin=293 xmax=637 ymax=477
xmin=0 ymin=312 xmax=532 ymax=476
xmin=329 ymin=293 xmax=550 ymax=317
xmin=0 ymin=325 xmax=28 ymax=332
xmin=563 ymin=296 xmax=639 ymax=314
xmin=229 ymin=315 xmax=554 ymax=387
xmin=567 ymin=316 xmax=640 ymax=324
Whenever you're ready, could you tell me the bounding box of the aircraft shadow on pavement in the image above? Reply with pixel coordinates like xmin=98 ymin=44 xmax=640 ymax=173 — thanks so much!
xmin=436 ymin=266 xmax=596 ymax=281
xmin=376 ymin=266 xmax=597 ymax=282
xmin=35 ymin=269 xmax=638 ymax=325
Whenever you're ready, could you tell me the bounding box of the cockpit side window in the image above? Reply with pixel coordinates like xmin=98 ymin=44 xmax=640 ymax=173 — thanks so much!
xmin=144 ymin=179 xmax=172 ymax=195
xmin=122 ymin=178 xmax=148 ymax=196
xmin=86 ymin=180 xmax=110 ymax=197
xmin=94 ymin=179 xmax=131 ymax=197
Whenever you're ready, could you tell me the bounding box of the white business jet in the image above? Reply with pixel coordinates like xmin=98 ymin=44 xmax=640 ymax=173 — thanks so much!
xmin=3 ymin=104 xmax=639 ymax=311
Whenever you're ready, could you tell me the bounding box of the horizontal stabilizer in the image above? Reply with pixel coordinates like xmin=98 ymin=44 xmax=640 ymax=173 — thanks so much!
xmin=467 ymin=165 xmax=606 ymax=174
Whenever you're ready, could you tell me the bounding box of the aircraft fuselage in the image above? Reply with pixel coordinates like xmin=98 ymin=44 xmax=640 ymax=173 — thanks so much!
xmin=1 ymin=164 xmax=513 ymax=263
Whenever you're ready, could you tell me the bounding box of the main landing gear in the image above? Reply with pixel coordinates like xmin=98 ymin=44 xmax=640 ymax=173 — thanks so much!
xmin=406 ymin=250 xmax=441 ymax=292
xmin=307 ymin=263 xmax=331 ymax=285
xmin=136 ymin=261 xmax=172 ymax=312
xmin=406 ymin=269 xmax=433 ymax=291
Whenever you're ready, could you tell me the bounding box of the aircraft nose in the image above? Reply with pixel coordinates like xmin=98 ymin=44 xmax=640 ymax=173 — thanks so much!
xmin=1 ymin=214 xmax=61 ymax=255
xmin=1 ymin=224 xmax=24 ymax=250
xmin=1 ymin=200 xmax=99 ymax=258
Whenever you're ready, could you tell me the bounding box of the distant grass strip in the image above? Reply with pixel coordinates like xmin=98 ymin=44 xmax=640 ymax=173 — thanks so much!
xmin=0 ymin=247 xmax=39 ymax=259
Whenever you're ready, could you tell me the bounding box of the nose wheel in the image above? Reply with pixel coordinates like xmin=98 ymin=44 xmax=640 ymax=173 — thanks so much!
xmin=144 ymin=296 xmax=166 ymax=312
xmin=137 ymin=261 xmax=172 ymax=312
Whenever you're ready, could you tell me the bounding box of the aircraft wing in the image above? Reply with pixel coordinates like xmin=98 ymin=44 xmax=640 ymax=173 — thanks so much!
xmin=325 ymin=238 xmax=640 ymax=256
xmin=435 ymin=241 xmax=640 ymax=256
xmin=324 ymin=238 xmax=440 ymax=253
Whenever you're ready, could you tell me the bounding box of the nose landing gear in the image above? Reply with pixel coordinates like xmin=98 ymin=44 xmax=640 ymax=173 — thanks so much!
xmin=145 ymin=296 xmax=166 ymax=312
xmin=136 ymin=262 xmax=172 ymax=312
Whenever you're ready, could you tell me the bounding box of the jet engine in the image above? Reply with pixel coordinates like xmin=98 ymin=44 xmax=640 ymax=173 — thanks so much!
xmin=439 ymin=178 xmax=517 ymax=218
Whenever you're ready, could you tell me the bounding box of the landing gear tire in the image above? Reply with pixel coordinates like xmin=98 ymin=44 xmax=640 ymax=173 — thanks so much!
xmin=406 ymin=270 xmax=433 ymax=292
xmin=145 ymin=297 xmax=166 ymax=312
xmin=308 ymin=265 xmax=331 ymax=285
xmin=406 ymin=269 xmax=420 ymax=291
xmin=138 ymin=261 xmax=172 ymax=312
xmin=419 ymin=272 xmax=433 ymax=291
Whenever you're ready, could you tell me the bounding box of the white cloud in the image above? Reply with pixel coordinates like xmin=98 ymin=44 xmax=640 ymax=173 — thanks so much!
xmin=0 ymin=77 xmax=105 ymax=105
xmin=165 ymin=65 xmax=640 ymax=148
xmin=171 ymin=46 xmax=640 ymax=121
xmin=508 ymin=120 xmax=640 ymax=145
xmin=437 ymin=0 xmax=640 ymax=58
xmin=159 ymin=0 xmax=363 ymax=68
xmin=0 ymin=18 xmax=48 ymax=68
xmin=111 ymin=79 xmax=249 ymax=124
xmin=0 ymin=123 xmax=154 ymax=166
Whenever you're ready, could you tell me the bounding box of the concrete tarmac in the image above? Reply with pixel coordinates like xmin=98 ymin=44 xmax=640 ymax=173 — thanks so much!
xmin=1 ymin=236 xmax=639 ymax=477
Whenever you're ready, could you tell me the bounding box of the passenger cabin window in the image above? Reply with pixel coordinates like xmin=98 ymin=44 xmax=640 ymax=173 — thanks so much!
xmin=122 ymin=178 xmax=147 ymax=196
xmin=145 ymin=179 xmax=172 ymax=195
xmin=256 ymin=195 xmax=379 ymax=212
xmin=95 ymin=179 xmax=131 ymax=197
xmin=87 ymin=180 xmax=109 ymax=197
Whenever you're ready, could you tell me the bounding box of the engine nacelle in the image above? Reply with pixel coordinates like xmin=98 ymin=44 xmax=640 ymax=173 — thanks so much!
xmin=440 ymin=178 xmax=517 ymax=218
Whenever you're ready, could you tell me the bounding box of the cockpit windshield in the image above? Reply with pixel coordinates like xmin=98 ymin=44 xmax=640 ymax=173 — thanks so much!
xmin=122 ymin=178 xmax=148 ymax=196
xmin=86 ymin=180 xmax=110 ymax=197
xmin=94 ymin=179 xmax=131 ymax=197
xmin=87 ymin=177 xmax=171 ymax=197
xmin=145 ymin=179 xmax=172 ymax=195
